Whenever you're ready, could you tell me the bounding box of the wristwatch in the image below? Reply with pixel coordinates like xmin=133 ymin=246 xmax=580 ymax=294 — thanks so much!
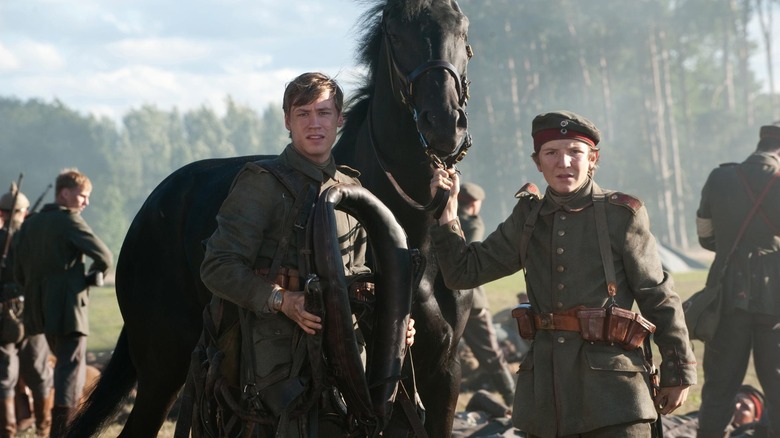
xmin=271 ymin=286 xmax=285 ymax=312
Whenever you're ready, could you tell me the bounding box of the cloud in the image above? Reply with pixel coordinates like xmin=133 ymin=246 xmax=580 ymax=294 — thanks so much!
xmin=106 ymin=38 xmax=214 ymax=66
xmin=1 ymin=40 xmax=65 ymax=72
xmin=0 ymin=43 xmax=20 ymax=71
xmin=0 ymin=0 xmax=368 ymax=121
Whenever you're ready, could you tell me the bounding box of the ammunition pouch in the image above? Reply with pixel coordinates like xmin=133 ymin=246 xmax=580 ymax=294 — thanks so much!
xmin=511 ymin=304 xmax=655 ymax=350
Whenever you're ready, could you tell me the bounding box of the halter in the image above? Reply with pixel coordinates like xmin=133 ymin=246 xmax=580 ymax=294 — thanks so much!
xmin=374 ymin=13 xmax=474 ymax=217
xmin=381 ymin=15 xmax=473 ymax=170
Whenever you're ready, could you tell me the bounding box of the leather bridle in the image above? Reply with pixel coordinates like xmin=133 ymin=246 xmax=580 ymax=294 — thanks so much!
xmin=381 ymin=16 xmax=473 ymax=170
xmin=373 ymin=13 xmax=474 ymax=217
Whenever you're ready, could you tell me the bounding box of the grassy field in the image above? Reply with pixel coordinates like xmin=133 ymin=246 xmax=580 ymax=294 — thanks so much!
xmin=67 ymin=268 xmax=757 ymax=435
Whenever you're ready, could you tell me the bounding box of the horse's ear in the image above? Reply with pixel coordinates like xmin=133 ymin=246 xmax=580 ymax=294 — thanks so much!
xmin=451 ymin=0 xmax=462 ymax=12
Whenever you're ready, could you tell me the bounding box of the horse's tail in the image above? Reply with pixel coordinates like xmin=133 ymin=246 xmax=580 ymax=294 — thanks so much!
xmin=65 ymin=327 xmax=137 ymax=438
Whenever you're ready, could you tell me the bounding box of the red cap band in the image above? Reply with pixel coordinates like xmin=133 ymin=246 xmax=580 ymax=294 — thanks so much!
xmin=533 ymin=128 xmax=597 ymax=153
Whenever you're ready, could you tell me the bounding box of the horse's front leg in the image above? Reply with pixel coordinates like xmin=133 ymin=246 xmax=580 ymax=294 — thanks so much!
xmin=411 ymin=282 xmax=472 ymax=437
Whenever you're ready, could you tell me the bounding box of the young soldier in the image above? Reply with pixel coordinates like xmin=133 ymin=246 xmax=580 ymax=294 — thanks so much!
xmin=430 ymin=111 xmax=696 ymax=437
xmin=201 ymin=72 xmax=414 ymax=436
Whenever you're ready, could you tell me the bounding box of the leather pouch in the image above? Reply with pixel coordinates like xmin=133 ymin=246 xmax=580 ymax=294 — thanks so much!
xmin=511 ymin=304 xmax=536 ymax=340
xmin=621 ymin=313 xmax=656 ymax=350
xmin=577 ymin=308 xmax=606 ymax=342
xmin=605 ymin=306 xmax=635 ymax=344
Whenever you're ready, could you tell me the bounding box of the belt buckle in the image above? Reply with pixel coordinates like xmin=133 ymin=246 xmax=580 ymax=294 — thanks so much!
xmin=538 ymin=313 xmax=555 ymax=330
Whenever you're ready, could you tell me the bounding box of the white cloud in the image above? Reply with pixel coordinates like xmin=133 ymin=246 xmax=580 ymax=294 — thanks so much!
xmin=8 ymin=40 xmax=65 ymax=71
xmin=0 ymin=43 xmax=20 ymax=71
xmin=106 ymin=38 xmax=214 ymax=65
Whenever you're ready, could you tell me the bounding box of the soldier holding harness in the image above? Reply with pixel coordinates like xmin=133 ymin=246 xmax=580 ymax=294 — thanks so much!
xmin=201 ymin=72 xmax=415 ymax=436
xmin=430 ymin=110 xmax=697 ymax=437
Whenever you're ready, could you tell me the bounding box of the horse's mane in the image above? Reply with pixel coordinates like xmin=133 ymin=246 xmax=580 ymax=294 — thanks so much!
xmin=340 ymin=0 xmax=436 ymax=140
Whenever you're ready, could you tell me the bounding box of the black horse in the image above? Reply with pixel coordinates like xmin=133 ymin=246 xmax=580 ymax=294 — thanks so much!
xmin=66 ymin=0 xmax=473 ymax=436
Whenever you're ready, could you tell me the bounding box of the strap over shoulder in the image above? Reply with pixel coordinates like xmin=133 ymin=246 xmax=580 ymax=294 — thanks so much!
xmin=337 ymin=164 xmax=361 ymax=179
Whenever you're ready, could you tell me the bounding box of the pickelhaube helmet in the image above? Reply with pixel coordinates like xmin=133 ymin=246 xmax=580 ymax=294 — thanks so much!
xmin=0 ymin=182 xmax=30 ymax=212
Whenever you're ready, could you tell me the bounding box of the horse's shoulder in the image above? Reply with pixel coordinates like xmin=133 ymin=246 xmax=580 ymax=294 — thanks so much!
xmin=514 ymin=183 xmax=541 ymax=200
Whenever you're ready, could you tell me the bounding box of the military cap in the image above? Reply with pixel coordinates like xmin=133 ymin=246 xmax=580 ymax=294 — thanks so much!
xmin=531 ymin=110 xmax=601 ymax=153
xmin=459 ymin=182 xmax=485 ymax=201
xmin=0 ymin=182 xmax=29 ymax=212
xmin=759 ymin=123 xmax=780 ymax=142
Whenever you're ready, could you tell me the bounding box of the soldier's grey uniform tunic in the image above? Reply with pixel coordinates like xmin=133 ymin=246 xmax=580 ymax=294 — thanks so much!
xmin=696 ymin=152 xmax=780 ymax=435
xmin=201 ymin=144 xmax=368 ymax=436
xmin=431 ymin=179 xmax=697 ymax=437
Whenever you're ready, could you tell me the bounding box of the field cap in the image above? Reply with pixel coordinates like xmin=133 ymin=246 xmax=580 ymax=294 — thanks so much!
xmin=459 ymin=182 xmax=485 ymax=201
xmin=759 ymin=123 xmax=780 ymax=142
xmin=532 ymin=110 xmax=601 ymax=153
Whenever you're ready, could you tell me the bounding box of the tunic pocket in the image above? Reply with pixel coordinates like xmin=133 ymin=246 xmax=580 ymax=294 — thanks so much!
xmin=584 ymin=344 xmax=646 ymax=373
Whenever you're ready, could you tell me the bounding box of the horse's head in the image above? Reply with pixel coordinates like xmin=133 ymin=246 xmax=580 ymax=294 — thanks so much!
xmin=380 ymin=0 xmax=473 ymax=166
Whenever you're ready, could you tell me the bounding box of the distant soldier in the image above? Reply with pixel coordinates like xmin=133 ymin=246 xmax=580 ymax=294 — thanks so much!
xmin=696 ymin=122 xmax=780 ymax=437
xmin=0 ymin=182 xmax=54 ymax=438
xmin=14 ymin=169 xmax=112 ymax=435
xmin=458 ymin=182 xmax=515 ymax=405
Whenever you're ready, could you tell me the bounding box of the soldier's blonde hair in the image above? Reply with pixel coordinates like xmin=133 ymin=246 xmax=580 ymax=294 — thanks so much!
xmin=56 ymin=168 xmax=92 ymax=195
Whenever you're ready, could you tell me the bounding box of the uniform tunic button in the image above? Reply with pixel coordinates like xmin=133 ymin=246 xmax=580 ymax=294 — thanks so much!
xmin=555 ymin=302 xmax=564 ymax=309
xmin=558 ymin=230 xmax=566 ymax=236
xmin=557 ymin=337 xmax=565 ymax=344
xmin=451 ymin=224 xmax=459 ymax=232
xmin=557 ymin=265 xmax=565 ymax=272
xmin=556 ymin=248 xmax=564 ymax=255
xmin=557 ymin=283 xmax=565 ymax=290
xmin=560 ymin=214 xmax=567 ymax=220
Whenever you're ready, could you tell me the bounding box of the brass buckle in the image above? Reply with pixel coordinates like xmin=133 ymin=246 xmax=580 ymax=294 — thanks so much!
xmin=538 ymin=313 xmax=555 ymax=330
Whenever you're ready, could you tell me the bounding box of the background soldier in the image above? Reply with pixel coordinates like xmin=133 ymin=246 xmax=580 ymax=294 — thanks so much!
xmin=14 ymin=169 xmax=112 ymax=435
xmin=457 ymin=182 xmax=515 ymax=406
xmin=0 ymin=182 xmax=54 ymax=438
xmin=696 ymin=122 xmax=780 ymax=437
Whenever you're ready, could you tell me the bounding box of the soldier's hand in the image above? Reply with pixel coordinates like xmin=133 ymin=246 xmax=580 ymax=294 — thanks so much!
xmin=430 ymin=168 xmax=460 ymax=225
xmin=654 ymin=384 xmax=690 ymax=415
xmin=280 ymin=291 xmax=322 ymax=335
xmin=406 ymin=318 xmax=416 ymax=346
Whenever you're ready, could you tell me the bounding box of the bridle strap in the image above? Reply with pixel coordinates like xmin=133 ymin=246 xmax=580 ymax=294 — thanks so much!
xmin=367 ymin=108 xmax=450 ymax=218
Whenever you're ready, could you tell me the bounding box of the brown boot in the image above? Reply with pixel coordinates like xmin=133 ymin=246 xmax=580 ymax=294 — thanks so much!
xmin=0 ymin=397 xmax=17 ymax=438
xmin=33 ymin=390 xmax=53 ymax=437
xmin=50 ymin=405 xmax=72 ymax=438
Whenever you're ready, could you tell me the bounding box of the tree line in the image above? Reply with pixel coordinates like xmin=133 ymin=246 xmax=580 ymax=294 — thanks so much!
xmin=0 ymin=0 xmax=777 ymax=258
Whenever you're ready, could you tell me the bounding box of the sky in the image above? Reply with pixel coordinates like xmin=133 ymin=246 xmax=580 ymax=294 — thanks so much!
xmin=0 ymin=0 xmax=367 ymax=121
xmin=1 ymin=0 xmax=779 ymax=123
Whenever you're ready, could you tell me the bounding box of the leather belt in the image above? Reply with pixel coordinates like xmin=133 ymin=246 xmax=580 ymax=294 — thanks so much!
xmin=533 ymin=309 xmax=581 ymax=332
xmin=254 ymin=267 xmax=301 ymax=291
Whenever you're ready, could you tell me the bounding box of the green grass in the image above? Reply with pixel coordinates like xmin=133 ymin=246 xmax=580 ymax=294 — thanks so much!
xmin=87 ymin=286 xmax=124 ymax=352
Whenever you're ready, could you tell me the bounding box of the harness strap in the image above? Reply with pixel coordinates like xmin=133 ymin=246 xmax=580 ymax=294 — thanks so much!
xmin=593 ymin=192 xmax=618 ymax=301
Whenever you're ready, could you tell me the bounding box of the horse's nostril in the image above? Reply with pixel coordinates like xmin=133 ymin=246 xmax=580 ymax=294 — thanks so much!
xmin=456 ymin=109 xmax=468 ymax=129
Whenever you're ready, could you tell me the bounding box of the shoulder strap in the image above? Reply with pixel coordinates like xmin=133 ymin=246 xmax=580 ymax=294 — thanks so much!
xmin=593 ymin=192 xmax=618 ymax=302
xmin=519 ymin=199 xmax=544 ymax=269
xmin=735 ymin=169 xmax=780 ymax=236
